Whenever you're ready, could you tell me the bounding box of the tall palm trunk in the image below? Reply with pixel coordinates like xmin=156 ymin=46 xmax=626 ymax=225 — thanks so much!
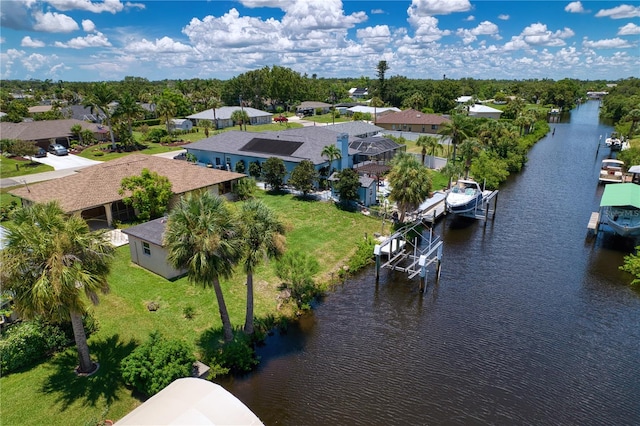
xmin=105 ymin=116 xmax=116 ymax=150
xmin=244 ymin=271 xmax=254 ymax=335
xmin=70 ymin=310 xmax=94 ymax=374
xmin=212 ymin=276 xmax=234 ymax=342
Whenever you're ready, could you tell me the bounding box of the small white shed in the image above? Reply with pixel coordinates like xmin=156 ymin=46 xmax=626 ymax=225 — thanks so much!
xmin=170 ymin=119 xmax=193 ymax=131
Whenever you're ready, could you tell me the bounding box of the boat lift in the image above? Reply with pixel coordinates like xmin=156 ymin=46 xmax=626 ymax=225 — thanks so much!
xmin=374 ymin=220 xmax=443 ymax=292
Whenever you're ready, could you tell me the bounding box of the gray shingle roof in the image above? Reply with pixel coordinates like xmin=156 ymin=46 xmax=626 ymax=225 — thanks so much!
xmin=184 ymin=127 xmax=358 ymax=165
xmin=122 ymin=217 xmax=167 ymax=246
xmin=0 ymin=119 xmax=108 ymax=141
xmin=187 ymin=106 xmax=271 ymax=120
xmin=324 ymin=121 xmax=383 ymax=137
xmin=375 ymin=109 xmax=450 ymax=126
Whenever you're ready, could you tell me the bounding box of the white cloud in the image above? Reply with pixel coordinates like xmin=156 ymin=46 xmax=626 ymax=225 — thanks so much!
xmin=357 ymin=25 xmax=392 ymax=51
xmin=33 ymin=10 xmax=79 ymax=32
xmin=82 ymin=19 xmax=96 ymax=32
xmin=520 ymin=23 xmax=574 ymax=46
xmin=618 ymin=22 xmax=640 ymax=35
xmin=564 ymin=2 xmax=586 ymax=13
xmin=456 ymin=21 xmax=500 ymax=44
xmin=239 ymin=0 xmax=288 ymax=8
xmin=407 ymin=0 xmax=472 ymax=16
xmin=465 ymin=15 xmax=475 ymax=22
xmin=408 ymin=15 xmax=451 ymax=43
xmin=371 ymin=9 xmax=385 ymax=15
xmin=22 ymin=52 xmax=50 ymax=72
xmin=503 ymin=36 xmax=529 ymax=51
xmin=21 ymin=36 xmax=45 ymax=48
xmin=54 ymin=32 xmax=111 ymax=49
xmin=498 ymin=14 xmax=509 ymax=20
xmin=583 ymin=37 xmax=633 ymax=49
xmin=280 ymin=0 xmax=367 ymax=31
xmin=46 ymin=0 xmax=144 ymax=14
xmin=0 ymin=37 xmax=5 ymax=44
xmin=595 ymin=5 xmax=640 ymax=19
xmin=125 ymin=36 xmax=193 ymax=54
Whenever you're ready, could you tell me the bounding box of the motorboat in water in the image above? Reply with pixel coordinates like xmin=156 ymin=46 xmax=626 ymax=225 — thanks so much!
xmin=599 ymin=159 xmax=625 ymax=184
xmin=605 ymin=132 xmax=623 ymax=150
xmin=600 ymin=183 xmax=640 ymax=237
xmin=446 ymin=179 xmax=484 ymax=214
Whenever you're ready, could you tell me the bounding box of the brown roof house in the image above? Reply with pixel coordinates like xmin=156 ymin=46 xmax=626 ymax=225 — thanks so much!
xmin=374 ymin=109 xmax=451 ymax=134
xmin=122 ymin=217 xmax=185 ymax=280
xmin=0 ymin=119 xmax=109 ymax=148
xmin=9 ymin=154 xmax=245 ymax=227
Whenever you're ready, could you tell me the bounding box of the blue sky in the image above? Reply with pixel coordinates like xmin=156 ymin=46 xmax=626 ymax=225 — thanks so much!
xmin=1 ymin=0 xmax=638 ymax=82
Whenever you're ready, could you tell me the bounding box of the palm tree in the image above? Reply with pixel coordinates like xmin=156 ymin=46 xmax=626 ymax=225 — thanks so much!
xmin=164 ymin=191 xmax=242 ymax=342
xmin=209 ymin=96 xmax=223 ymax=130
xmin=239 ymin=199 xmax=286 ymax=335
xmin=114 ymin=92 xmax=144 ymax=140
xmin=155 ymin=97 xmax=177 ymax=135
xmin=0 ymin=202 xmax=114 ymax=375
xmin=458 ymin=138 xmax=483 ymax=179
xmin=415 ymin=135 xmax=440 ymax=167
xmin=83 ymin=82 xmax=118 ymax=149
xmin=625 ymin=108 xmax=640 ymax=139
xmin=231 ymin=109 xmax=249 ymax=131
xmin=438 ymin=113 xmax=473 ymax=162
xmin=387 ymin=152 xmax=432 ymax=223
xmin=369 ymin=96 xmax=384 ymax=124
xmin=321 ymin=144 xmax=342 ymax=172
xmin=70 ymin=123 xmax=83 ymax=145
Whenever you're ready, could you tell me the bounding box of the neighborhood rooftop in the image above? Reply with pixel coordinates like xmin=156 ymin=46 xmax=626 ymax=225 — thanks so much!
xmin=184 ymin=126 xmax=359 ymax=165
xmin=9 ymin=154 xmax=244 ymax=213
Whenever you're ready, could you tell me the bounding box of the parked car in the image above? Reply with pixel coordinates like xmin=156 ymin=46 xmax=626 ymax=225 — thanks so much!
xmin=48 ymin=144 xmax=68 ymax=156
xmin=34 ymin=147 xmax=47 ymax=158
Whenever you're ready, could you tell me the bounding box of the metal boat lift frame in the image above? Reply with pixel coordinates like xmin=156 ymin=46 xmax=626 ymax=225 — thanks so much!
xmin=374 ymin=220 xmax=444 ymax=292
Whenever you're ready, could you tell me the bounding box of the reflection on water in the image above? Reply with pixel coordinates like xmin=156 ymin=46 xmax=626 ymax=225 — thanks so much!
xmin=222 ymin=101 xmax=640 ymax=425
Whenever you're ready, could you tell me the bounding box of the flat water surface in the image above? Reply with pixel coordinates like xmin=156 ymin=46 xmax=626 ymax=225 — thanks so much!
xmin=223 ymin=101 xmax=640 ymax=425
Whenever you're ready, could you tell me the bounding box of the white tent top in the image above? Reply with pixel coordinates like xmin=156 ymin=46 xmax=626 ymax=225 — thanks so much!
xmin=627 ymin=165 xmax=640 ymax=174
xmin=115 ymin=378 xmax=264 ymax=425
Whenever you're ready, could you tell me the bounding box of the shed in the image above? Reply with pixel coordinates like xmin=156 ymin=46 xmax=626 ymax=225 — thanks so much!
xmin=121 ymin=217 xmax=185 ymax=280
xmin=170 ymin=119 xmax=193 ymax=131
xmin=468 ymin=104 xmax=503 ymax=120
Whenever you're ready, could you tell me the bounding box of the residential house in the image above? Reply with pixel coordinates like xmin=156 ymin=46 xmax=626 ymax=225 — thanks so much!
xmin=324 ymin=121 xmax=384 ymax=139
xmin=374 ymin=109 xmax=451 ymax=134
xmin=455 ymin=95 xmax=474 ymax=105
xmin=122 ymin=217 xmax=186 ymax=280
xmin=187 ymin=106 xmax=272 ymax=130
xmin=9 ymin=154 xmax=245 ymax=227
xmin=183 ymin=124 xmax=404 ymax=206
xmin=328 ymin=173 xmax=377 ymax=207
xmin=0 ymin=119 xmax=109 ymax=148
xmin=347 ymin=105 xmax=401 ymax=120
xmin=468 ymin=104 xmax=503 ymax=120
xmin=348 ymin=88 xmax=369 ymax=100
xmin=296 ymin=101 xmax=332 ymax=116
xmin=169 ymin=118 xmax=193 ymax=132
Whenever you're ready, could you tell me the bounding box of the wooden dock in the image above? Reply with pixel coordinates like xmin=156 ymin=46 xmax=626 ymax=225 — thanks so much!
xmin=587 ymin=211 xmax=600 ymax=238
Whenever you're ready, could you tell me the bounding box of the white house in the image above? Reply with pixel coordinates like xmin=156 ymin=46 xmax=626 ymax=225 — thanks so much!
xmin=187 ymin=106 xmax=272 ymax=129
xmin=468 ymin=104 xmax=503 ymax=120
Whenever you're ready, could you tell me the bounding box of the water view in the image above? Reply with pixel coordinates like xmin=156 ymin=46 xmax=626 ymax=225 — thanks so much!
xmin=223 ymin=100 xmax=640 ymax=425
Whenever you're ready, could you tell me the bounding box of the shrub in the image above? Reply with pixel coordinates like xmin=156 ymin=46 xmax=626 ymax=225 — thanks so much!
xmin=160 ymin=135 xmax=173 ymax=144
xmin=208 ymin=333 xmax=258 ymax=375
xmin=346 ymin=236 xmax=376 ymax=274
xmin=144 ymin=128 xmax=168 ymax=143
xmin=183 ymin=305 xmax=195 ymax=320
xmin=233 ymin=177 xmax=257 ymax=200
xmin=121 ymin=332 xmax=195 ymax=396
xmin=275 ymin=251 xmax=321 ymax=310
xmin=0 ymin=320 xmax=68 ymax=375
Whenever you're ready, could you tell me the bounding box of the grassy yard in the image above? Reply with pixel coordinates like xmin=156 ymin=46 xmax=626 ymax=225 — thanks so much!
xmin=302 ymin=113 xmax=352 ymax=124
xmin=0 ymin=156 xmax=54 ymax=179
xmin=0 ymin=191 xmax=382 ymax=426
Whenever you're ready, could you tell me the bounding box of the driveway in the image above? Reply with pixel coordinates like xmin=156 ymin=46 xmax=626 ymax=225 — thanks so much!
xmin=33 ymin=153 xmax=102 ymax=170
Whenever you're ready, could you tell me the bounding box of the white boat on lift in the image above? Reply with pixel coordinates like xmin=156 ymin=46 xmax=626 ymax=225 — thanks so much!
xmin=605 ymin=132 xmax=623 ymax=150
xmin=445 ymin=179 xmax=484 ymax=214
xmin=599 ymin=159 xmax=625 ymax=184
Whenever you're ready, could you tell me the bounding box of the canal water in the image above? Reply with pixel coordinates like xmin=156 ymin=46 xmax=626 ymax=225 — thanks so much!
xmin=223 ymin=100 xmax=640 ymax=425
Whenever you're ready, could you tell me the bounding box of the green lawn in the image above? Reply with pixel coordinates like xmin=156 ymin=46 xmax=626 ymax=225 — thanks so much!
xmin=302 ymin=113 xmax=351 ymax=124
xmin=0 ymin=191 xmax=382 ymax=426
xmin=0 ymin=156 xmax=54 ymax=179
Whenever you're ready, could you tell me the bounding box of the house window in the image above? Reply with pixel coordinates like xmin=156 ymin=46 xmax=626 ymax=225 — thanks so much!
xmin=432 ymin=125 xmax=437 ymax=130
xmin=142 ymin=242 xmax=151 ymax=256
xmin=392 ymin=125 xmax=396 ymax=130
